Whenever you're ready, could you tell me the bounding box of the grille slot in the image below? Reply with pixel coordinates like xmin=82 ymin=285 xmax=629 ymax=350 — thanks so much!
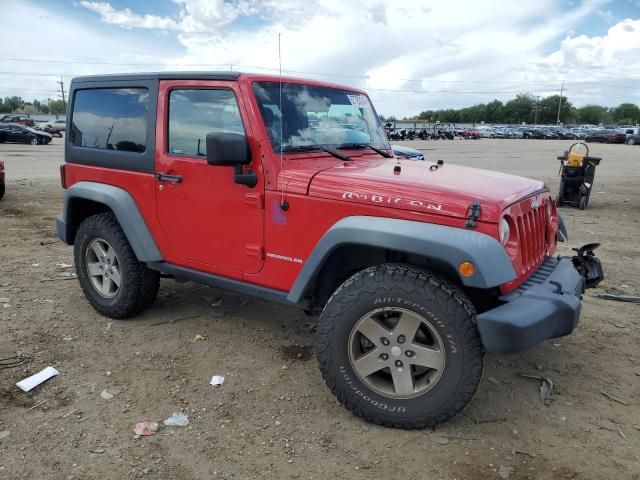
xmin=515 ymin=198 xmax=549 ymax=274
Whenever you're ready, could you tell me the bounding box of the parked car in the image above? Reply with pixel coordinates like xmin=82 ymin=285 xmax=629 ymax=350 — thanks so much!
xmin=462 ymin=128 xmax=482 ymax=139
xmin=0 ymin=160 xmax=4 ymax=200
xmin=392 ymin=144 xmax=425 ymax=160
xmin=539 ymin=128 xmax=559 ymax=139
xmin=553 ymin=128 xmax=577 ymax=140
xmin=570 ymin=128 xmax=587 ymax=139
xmin=507 ymin=128 xmax=523 ymax=138
xmin=626 ymin=134 xmax=640 ymax=145
xmin=0 ymin=123 xmax=53 ymax=145
xmin=585 ymin=129 xmax=627 ymax=144
xmin=57 ymin=71 xmax=603 ymax=430
xmin=476 ymin=126 xmax=501 ymax=138
xmin=40 ymin=118 xmax=66 ymax=133
xmin=0 ymin=114 xmax=35 ymax=127
xmin=521 ymin=128 xmax=544 ymax=139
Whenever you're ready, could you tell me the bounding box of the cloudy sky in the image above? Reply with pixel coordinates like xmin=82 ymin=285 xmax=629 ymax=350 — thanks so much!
xmin=1 ymin=0 xmax=639 ymax=117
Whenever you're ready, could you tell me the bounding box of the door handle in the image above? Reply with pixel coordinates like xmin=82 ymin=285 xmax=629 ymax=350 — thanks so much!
xmin=155 ymin=172 xmax=182 ymax=183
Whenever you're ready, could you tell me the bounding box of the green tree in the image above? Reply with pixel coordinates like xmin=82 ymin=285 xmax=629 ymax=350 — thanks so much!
xmin=48 ymin=99 xmax=66 ymax=114
xmin=577 ymin=105 xmax=608 ymax=125
xmin=611 ymin=103 xmax=640 ymax=124
xmin=503 ymin=94 xmax=535 ymax=124
xmin=484 ymin=100 xmax=504 ymax=123
xmin=536 ymin=95 xmax=572 ymax=124
xmin=2 ymin=96 xmax=24 ymax=112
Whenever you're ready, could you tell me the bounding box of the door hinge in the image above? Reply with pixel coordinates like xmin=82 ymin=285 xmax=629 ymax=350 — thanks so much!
xmin=244 ymin=192 xmax=264 ymax=209
xmin=245 ymin=244 xmax=264 ymax=260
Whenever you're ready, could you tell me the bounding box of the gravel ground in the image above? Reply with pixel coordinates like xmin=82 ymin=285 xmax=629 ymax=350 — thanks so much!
xmin=0 ymin=138 xmax=639 ymax=480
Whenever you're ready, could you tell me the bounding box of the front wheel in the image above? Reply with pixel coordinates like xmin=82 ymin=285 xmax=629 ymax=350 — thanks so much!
xmin=74 ymin=212 xmax=160 ymax=319
xmin=316 ymin=264 xmax=484 ymax=429
xmin=0 ymin=182 xmax=5 ymax=200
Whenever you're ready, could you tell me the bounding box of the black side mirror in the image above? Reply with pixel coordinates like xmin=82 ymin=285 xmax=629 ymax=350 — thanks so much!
xmin=205 ymin=132 xmax=256 ymax=188
xmin=205 ymin=132 xmax=251 ymax=166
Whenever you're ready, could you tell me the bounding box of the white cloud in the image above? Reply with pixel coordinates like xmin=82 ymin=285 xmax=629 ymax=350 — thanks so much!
xmin=0 ymin=0 xmax=638 ymax=118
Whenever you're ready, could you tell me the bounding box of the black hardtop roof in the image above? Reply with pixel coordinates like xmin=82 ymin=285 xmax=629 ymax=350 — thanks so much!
xmin=71 ymin=71 xmax=243 ymax=83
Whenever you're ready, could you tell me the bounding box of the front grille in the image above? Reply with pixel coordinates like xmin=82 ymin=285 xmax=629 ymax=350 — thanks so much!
xmin=514 ymin=197 xmax=549 ymax=274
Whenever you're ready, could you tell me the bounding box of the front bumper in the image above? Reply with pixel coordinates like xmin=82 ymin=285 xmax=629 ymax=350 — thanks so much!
xmin=477 ymin=256 xmax=587 ymax=354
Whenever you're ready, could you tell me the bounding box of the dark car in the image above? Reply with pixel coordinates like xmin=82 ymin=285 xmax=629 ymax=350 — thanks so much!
xmin=522 ymin=128 xmax=544 ymax=139
xmin=626 ymin=134 xmax=640 ymax=145
xmin=392 ymin=144 xmax=425 ymax=160
xmin=0 ymin=114 xmax=35 ymax=127
xmin=585 ymin=129 xmax=627 ymax=144
xmin=0 ymin=123 xmax=52 ymax=145
xmin=556 ymin=128 xmax=577 ymax=140
xmin=539 ymin=128 xmax=559 ymax=139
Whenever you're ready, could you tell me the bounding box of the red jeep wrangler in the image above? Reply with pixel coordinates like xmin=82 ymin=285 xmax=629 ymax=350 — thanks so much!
xmin=57 ymin=72 xmax=603 ymax=429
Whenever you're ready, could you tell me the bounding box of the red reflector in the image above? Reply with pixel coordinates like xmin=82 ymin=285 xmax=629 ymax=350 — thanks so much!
xmin=60 ymin=164 xmax=67 ymax=189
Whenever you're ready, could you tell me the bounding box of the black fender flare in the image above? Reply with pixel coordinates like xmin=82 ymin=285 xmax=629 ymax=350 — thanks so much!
xmin=57 ymin=181 xmax=163 ymax=262
xmin=286 ymin=216 xmax=516 ymax=303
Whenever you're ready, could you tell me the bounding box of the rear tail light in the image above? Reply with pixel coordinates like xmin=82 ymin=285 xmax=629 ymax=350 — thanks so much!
xmin=60 ymin=164 xmax=67 ymax=189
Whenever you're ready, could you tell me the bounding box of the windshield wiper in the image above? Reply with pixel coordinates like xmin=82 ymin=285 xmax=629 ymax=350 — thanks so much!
xmin=337 ymin=143 xmax=393 ymax=158
xmin=280 ymin=144 xmax=351 ymax=161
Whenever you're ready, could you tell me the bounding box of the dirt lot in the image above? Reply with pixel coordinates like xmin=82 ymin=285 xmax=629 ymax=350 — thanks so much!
xmin=0 ymin=138 xmax=639 ymax=480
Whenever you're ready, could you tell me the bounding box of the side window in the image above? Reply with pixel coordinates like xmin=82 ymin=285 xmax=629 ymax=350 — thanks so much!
xmin=71 ymin=88 xmax=148 ymax=153
xmin=168 ymin=89 xmax=245 ymax=157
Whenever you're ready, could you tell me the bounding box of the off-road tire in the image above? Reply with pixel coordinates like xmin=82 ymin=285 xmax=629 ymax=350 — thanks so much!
xmin=74 ymin=212 xmax=160 ymax=319
xmin=316 ymin=263 xmax=484 ymax=429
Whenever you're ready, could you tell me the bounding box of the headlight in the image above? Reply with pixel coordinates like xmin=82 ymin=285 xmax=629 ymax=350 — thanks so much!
xmin=499 ymin=217 xmax=510 ymax=246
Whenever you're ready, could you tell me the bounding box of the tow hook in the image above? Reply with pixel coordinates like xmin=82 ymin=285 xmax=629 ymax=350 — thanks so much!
xmin=571 ymin=243 xmax=604 ymax=289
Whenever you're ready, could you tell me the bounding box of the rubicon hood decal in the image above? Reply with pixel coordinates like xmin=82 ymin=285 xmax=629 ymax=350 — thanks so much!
xmin=306 ymin=159 xmax=545 ymax=221
xmin=342 ymin=191 xmax=443 ymax=212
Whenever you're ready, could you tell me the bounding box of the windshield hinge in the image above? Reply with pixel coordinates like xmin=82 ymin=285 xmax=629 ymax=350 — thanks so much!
xmin=465 ymin=201 xmax=481 ymax=229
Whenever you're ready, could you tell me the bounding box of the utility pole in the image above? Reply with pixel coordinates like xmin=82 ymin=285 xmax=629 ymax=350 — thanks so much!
xmin=556 ymin=80 xmax=564 ymax=125
xmin=533 ymin=96 xmax=540 ymax=125
xmin=57 ymin=77 xmax=66 ymax=113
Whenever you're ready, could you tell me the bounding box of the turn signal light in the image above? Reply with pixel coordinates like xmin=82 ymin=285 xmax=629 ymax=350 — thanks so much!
xmin=459 ymin=261 xmax=475 ymax=277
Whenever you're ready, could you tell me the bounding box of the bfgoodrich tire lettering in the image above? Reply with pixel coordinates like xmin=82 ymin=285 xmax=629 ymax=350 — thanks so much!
xmin=74 ymin=212 xmax=160 ymax=319
xmin=315 ymin=263 xmax=484 ymax=429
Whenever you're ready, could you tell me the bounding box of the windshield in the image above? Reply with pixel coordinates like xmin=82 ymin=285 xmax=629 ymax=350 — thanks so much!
xmin=252 ymin=81 xmax=390 ymax=153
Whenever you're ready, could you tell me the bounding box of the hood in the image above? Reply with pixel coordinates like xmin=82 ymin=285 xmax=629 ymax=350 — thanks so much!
xmin=305 ymin=158 xmax=545 ymax=221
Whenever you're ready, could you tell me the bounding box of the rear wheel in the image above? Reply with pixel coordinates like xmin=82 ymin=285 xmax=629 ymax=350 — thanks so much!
xmin=316 ymin=264 xmax=484 ymax=429
xmin=579 ymin=196 xmax=588 ymax=210
xmin=74 ymin=212 xmax=160 ymax=319
xmin=0 ymin=182 xmax=5 ymax=200
xmin=628 ymin=138 xmax=636 ymax=145
xmin=30 ymin=137 xmax=38 ymax=146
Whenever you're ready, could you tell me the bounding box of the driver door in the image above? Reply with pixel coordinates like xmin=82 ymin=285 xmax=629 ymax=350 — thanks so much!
xmin=155 ymin=80 xmax=264 ymax=275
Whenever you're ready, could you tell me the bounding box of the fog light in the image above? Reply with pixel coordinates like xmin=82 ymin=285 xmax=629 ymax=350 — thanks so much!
xmin=459 ymin=261 xmax=475 ymax=277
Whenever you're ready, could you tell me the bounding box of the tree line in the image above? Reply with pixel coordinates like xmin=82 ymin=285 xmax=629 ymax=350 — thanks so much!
xmin=381 ymin=93 xmax=640 ymax=125
xmin=0 ymin=96 xmax=66 ymax=115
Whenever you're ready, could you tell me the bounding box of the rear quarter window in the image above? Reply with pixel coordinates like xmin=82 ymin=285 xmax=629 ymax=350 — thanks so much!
xmin=70 ymin=88 xmax=148 ymax=153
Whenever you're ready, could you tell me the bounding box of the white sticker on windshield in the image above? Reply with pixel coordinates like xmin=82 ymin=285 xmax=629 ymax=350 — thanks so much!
xmin=347 ymin=94 xmax=371 ymax=109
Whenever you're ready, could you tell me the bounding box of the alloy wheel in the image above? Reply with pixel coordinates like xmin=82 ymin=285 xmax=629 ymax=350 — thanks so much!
xmin=85 ymin=238 xmax=121 ymax=298
xmin=348 ymin=307 xmax=446 ymax=399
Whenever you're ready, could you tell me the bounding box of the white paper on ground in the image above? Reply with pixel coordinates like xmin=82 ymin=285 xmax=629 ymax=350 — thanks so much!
xmin=16 ymin=366 xmax=59 ymax=392
xmin=210 ymin=375 xmax=225 ymax=386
